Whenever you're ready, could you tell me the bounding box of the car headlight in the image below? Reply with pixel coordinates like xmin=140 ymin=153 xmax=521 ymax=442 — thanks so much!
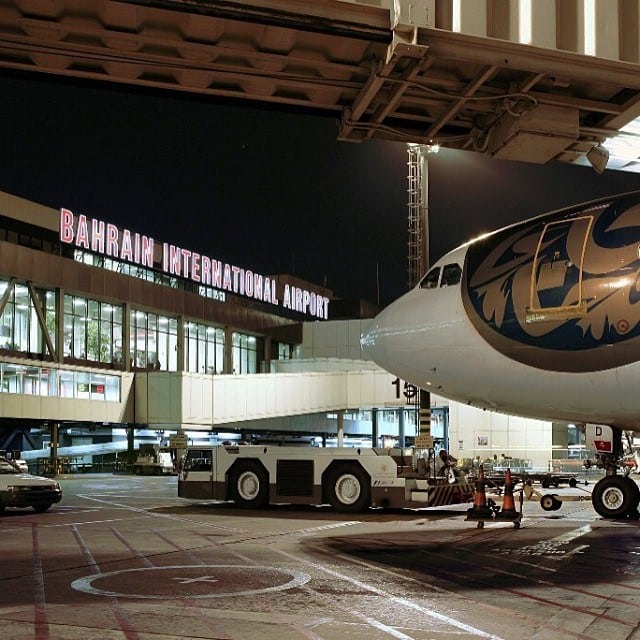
xmin=7 ymin=485 xmax=30 ymax=492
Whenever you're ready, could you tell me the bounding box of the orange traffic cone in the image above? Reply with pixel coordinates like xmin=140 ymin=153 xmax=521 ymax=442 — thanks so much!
xmin=496 ymin=468 xmax=519 ymax=520
xmin=466 ymin=464 xmax=494 ymax=521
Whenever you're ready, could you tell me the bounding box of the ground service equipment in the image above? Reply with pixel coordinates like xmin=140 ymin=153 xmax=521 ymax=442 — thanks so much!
xmin=178 ymin=444 xmax=473 ymax=513
xmin=134 ymin=444 xmax=175 ymax=475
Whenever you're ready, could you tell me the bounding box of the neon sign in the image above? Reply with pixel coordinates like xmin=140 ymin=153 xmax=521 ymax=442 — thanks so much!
xmin=60 ymin=209 xmax=329 ymax=319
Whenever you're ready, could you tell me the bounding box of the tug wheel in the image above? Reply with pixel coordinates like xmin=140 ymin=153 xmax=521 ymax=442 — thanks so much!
xmin=230 ymin=461 xmax=269 ymax=508
xmin=325 ymin=464 xmax=371 ymax=513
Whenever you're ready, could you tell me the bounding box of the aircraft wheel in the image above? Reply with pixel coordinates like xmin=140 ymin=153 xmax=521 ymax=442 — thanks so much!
xmin=592 ymin=475 xmax=640 ymax=519
xmin=326 ymin=464 xmax=370 ymax=513
xmin=540 ymin=494 xmax=561 ymax=511
xmin=624 ymin=476 xmax=640 ymax=517
xmin=230 ymin=461 xmax=269 ymax=509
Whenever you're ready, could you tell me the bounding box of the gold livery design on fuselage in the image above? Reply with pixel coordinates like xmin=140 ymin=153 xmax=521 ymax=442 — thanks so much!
xmin=462 ymin=192 xmax=640 ymax=372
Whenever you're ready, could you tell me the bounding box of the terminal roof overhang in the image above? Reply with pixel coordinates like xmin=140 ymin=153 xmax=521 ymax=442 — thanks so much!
xmin=2 ymin=0 xmax=640 ymax=171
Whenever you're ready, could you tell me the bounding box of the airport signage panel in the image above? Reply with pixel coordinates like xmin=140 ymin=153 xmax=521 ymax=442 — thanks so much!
xmin=59 ymin=208 xmax=329 ymax=319
xmin=169 ymin=434 xmax=189 ymax=449
xmin=414 ymin=434 xmax=433 ymax=448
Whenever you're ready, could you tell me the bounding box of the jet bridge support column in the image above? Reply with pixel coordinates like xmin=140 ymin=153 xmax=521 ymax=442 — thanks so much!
xmin=416 ymin=390 xmax=432 ymax=449
xmin=49 ymin=422 xmax=59 ymax=476
xmin=371 ymin=408 xmax=379 ymax=448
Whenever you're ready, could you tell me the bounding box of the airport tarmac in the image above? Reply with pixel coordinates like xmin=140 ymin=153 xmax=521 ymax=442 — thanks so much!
xmin=1 ymin=473 xmax=640 ymax=640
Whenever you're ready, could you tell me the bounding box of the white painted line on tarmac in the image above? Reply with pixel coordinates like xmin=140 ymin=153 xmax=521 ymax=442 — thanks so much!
xmin=225 ymin=520 xmax=362 ymax=544
xmin=356 ymin=618 xmax=417 ymax=640
xmin=491 ymin=523 xmax=593 ymax=559
xmin=274 ymin=547 xmax=505 ymax=640
xmin=32 ymin=523 xmax=49 ymax=640
xmin=46 ymin=516 xmax=147 ymax=528
xmin=71 ymin=524 xmax=141 ymax=640
xmin=76 ymin=493 xmax=249 ymax=533
xmin=70 ymin=565 xmax=311 ymax=599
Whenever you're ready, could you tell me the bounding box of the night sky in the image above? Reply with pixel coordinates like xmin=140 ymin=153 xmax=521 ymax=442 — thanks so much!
xmin=3 ymin=70 xmax=640 ymax=307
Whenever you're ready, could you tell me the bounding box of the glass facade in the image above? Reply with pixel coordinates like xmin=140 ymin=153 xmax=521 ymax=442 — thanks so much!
xmin=130 ymin=309 xmax=178 ymax=370
xmin=0 ymin=280 xmax=273 ymax=377
xmin=74 ymin=250 xmax=171 ymax=286
xmin=74 ymin=250 xmax=226 ymax=296
xmin=184 ymin=322 xmax=225 ymax=374
xmin=232 ymin=332 xmax=259 ymax=374
xmin=64 ymin=295 xmax=124 ymax=364
xmin=75 ymin=252 xmax=231 ymax=302
xmin=277 ymin=342 xmax=292 ymax=360
xmin=0 ymin=362 xmax=120 ymax=401
xmin=0 ymin=280 xmax=55 ymax=356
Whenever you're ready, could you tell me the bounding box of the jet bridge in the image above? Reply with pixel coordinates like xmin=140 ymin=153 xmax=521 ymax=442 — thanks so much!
xmin=3 ymin=0 xmax=640 ymax=170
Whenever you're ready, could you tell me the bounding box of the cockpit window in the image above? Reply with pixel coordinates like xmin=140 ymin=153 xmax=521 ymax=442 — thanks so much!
xmin=420 ymin=267 xmax=440 ymax=289
xmin=441 ymin=263 xmax=462 ymax=287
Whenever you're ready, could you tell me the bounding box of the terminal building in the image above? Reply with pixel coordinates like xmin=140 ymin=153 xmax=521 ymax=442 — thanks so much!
xmin=0 ymin=190 xmax=588 ymax=474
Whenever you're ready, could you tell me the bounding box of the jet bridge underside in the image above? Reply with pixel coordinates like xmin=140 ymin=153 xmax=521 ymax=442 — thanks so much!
xmin=3 ymin=0 xmax=640 ymax=169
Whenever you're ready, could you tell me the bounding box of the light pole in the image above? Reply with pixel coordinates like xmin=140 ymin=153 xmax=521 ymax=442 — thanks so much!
xmin=407 ymin=142 xmax=440 ymax=450
xmin=406 ymin=142 xmax=439 ymax=288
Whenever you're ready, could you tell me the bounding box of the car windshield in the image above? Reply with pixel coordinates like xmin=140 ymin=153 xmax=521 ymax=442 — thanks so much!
xmin=0 ymin=458 xmax=20 ymax=474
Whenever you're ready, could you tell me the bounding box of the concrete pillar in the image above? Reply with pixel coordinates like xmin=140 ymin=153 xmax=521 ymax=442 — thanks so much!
xmin=127 ymin=426 xmax=135 ymax=455
xmin=443 ymin=408 xmax=450 ymax=452
xmin=337 ymin=410 xmax=344 ymax=447
xmin=418 ymin=389 xmax=432 ymax=448
xmin=224 ymin=326 xmax=233 ymax=374
xmin=371 ymin=408 xmax=379 ymax=448
xmin=123 ymin=302 xmax=131 ymax=371
xmin=50 ymin=422 xmax=59 ymax=475
xmin=56 ymin=287 xmax=64 ymax=364
xmin=456 ymin=0 xmax=488 ymax=37
xmin=176 ymin=316 xmax=184 ymax=372
xmin=530 ymin=0 xmax=556 ymax=49
xmin=487 ymin=0 xmax=519 ymax=41
xmin=263 ymin=336 xmax=271 ymax=373
xmin=619 ymin=1 xmax=640 ymax=62
xmin=556 ymin=0 xmax=580 ymax=54
xmin=595 ymin=0 xmax=620 ymax=60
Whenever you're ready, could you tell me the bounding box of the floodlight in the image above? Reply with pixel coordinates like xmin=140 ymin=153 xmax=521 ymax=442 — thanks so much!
xmin=586 ymin=144 xmax=609 ymax=174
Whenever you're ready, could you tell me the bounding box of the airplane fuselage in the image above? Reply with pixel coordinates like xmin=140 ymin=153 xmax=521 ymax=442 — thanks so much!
xmin=362 ymin=191 xmax=640 ymax=431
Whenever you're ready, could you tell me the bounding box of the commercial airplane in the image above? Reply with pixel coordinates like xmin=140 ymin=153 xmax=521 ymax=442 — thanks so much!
xmin=361 ymin=190 xmax=640 ymax=520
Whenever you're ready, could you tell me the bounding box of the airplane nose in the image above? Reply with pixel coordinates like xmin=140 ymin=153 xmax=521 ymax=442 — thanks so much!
xmin=361 ymin=290 xmax=422 ymax=375
xmin=360 ymin=312 xmax=390 ymax=369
